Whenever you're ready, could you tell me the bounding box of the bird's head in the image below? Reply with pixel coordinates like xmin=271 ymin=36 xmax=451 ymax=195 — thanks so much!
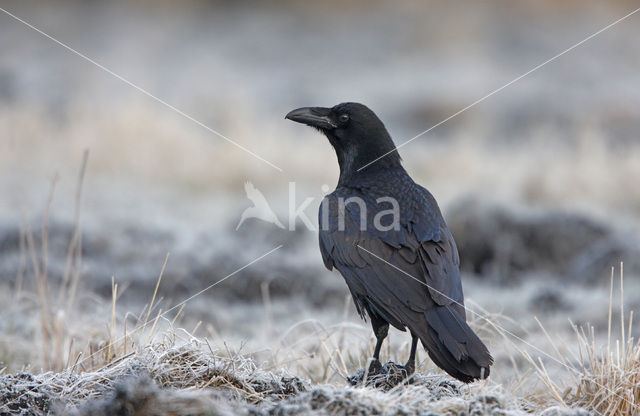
xmin=285 ymin=102 xmax=402 ymax=179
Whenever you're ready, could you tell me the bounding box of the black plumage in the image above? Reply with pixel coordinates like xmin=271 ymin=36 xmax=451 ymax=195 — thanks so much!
xmin=286 ymin=102 xmax=492 ymax=382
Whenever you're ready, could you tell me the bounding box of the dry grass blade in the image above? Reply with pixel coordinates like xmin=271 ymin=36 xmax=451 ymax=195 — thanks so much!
xmin=60 ymin=149 xmax=89 ymax=311
xmin=143 ymin=253 xmax=170 ymax=330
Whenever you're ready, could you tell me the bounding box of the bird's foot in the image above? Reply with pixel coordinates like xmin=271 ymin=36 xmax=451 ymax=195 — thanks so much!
xmin=347 ymin=360 xmax=415 ymax=390
xmin=384 ymin=361 xmax=414 ymax=385
xmin=347 ymin=359 xmax=382 ymax=386
xmin=403 ymin=361 xmax=415 ymax=376
xmin=367 ymin=358 xmax=383 ymax=376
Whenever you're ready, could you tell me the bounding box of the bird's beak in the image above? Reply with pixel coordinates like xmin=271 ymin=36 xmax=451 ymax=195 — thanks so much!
xmin=285 ymin=107 xmax=337 ymax=130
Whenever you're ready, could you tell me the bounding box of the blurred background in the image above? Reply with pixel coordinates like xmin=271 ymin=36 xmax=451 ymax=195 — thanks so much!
xmin=0 ymin=0 xmax=639 ymax=388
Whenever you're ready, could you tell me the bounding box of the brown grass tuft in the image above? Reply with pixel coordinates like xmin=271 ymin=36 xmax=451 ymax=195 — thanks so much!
xmin=529 ymin=265 xmax=640 ymax=416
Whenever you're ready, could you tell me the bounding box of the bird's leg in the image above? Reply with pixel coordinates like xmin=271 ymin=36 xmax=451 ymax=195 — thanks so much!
xmin=368 ymin=316 xmax=389 ymax=376
xmin=403 ymin=334 xmax=419 ymax=376
xmin=372 ymin=327 xmax=387 ymax=361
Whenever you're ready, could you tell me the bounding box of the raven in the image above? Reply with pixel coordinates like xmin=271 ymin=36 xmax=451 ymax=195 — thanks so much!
xmin=286 ymin=102 xmax=492 ymax=382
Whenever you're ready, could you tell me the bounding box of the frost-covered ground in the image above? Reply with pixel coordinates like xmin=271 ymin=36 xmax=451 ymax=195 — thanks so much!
xmin=1 ymin=1 xmax=640 ymax=414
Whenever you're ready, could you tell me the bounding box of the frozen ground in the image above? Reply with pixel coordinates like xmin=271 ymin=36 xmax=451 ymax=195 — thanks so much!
xmin=1 ymin=1 xmax=639 ymax=414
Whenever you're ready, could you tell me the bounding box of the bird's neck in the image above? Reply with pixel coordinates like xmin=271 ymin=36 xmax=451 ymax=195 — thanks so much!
xmin=324 ymin=128 xmax=403 ymax=187
xmin=336 ymin=150 xmax=404 ymax=187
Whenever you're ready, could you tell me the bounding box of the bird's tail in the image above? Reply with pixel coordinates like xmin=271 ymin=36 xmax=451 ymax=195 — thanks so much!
xmin=421 ymin=305 xmax=493 ymax=383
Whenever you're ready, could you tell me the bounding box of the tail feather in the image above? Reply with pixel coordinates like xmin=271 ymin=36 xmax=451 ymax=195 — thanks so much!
xmin=421 ymin=305 xmax=493 ymax=382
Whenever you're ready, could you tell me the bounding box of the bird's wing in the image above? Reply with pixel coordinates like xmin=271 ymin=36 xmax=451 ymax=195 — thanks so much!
xmin=319 ymin=187 xmax=465 ymax=323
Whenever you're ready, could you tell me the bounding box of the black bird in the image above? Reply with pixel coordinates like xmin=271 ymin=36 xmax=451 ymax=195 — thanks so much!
xmin=286 ymin=102 xmax=492 ymax=382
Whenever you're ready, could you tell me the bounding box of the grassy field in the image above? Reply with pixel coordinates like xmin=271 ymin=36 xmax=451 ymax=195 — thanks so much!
xmin=1 ymin=227 xmax=639 ymax=415
xmin=1 ymin=1 xmax=640 ymax=414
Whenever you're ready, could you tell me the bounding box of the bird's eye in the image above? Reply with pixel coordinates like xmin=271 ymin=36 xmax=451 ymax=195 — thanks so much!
xmin=339 ymin=114 xmax=349 ymax=123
